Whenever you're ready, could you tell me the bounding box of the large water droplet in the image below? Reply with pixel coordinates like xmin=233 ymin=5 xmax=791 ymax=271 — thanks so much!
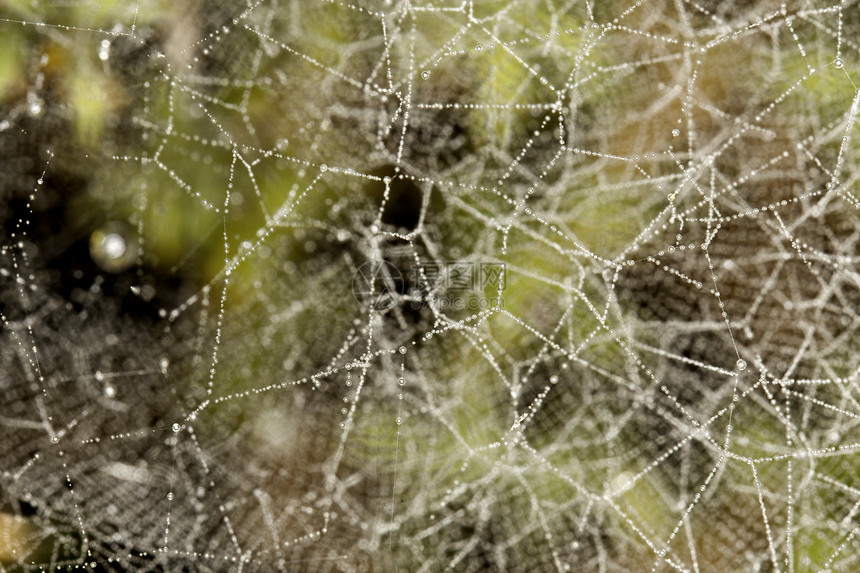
xmin=90 ymin=223 xmax=138 ymax=273
xmin=27 ymin=99 xmax=44 ymax=117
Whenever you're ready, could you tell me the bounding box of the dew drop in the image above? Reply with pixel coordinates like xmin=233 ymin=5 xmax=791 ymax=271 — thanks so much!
xmin=98 ymin=39 xmax=111 ymax=61
xmin=172 ymin=423 xmax=181 ymax=433
xmin=736 ymin=359 xmax=747 ymax=371
xmin=102 ymin=234 xmax=126 ymax=258
xmin=90 ymin=223 xmax=138 ymax=273
xmin=27 ymin=99 xmax=43 ymax=117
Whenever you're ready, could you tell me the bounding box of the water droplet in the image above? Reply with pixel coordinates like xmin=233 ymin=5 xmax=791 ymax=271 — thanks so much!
xmin=399 ymin=346 xmax=407 ymax=354
xmin=736 ymin=359 xmax=747 ymax=371
xmin=172 ymin=423 xmax=181 ymax=433
xmin=90 ymin=223 xmax=138 ymax=273
xmin=160 ymin=357 xmax=170 ymax=374
xmin=103 ymin=384 xmax=116 ymax=398
xmin=98 ymin=39 xmax=110 ymax=61
xmin=167 ymin=492 xmax=174 ymax=501
xmin=421 ymin=71 xmax=430 ymax=79
xmin=320 ymin=164 xmax=327 ymax=172
xmin=395 ymin=417 xmax=402 ymax=425
xmin=672 ymin=129 xmax=680 ymax=137
xmin=835 ymin=59 xmax=843 ymax=68
xmin=28 ymin=99 xmax=43 ymax=117
xmin=398 ymin=377 xmax=405 ymax=386
xmin=94 ymin=371 xmax=104 ymax=381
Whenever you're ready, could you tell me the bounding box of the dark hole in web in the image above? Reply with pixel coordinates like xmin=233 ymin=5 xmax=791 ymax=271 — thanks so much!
xmin=366 ymin=166 xmax=423 ymax=231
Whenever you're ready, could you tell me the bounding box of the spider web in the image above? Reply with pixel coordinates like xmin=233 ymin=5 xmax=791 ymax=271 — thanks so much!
xmin=2 ymin=0 xmax=860 ymax=571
